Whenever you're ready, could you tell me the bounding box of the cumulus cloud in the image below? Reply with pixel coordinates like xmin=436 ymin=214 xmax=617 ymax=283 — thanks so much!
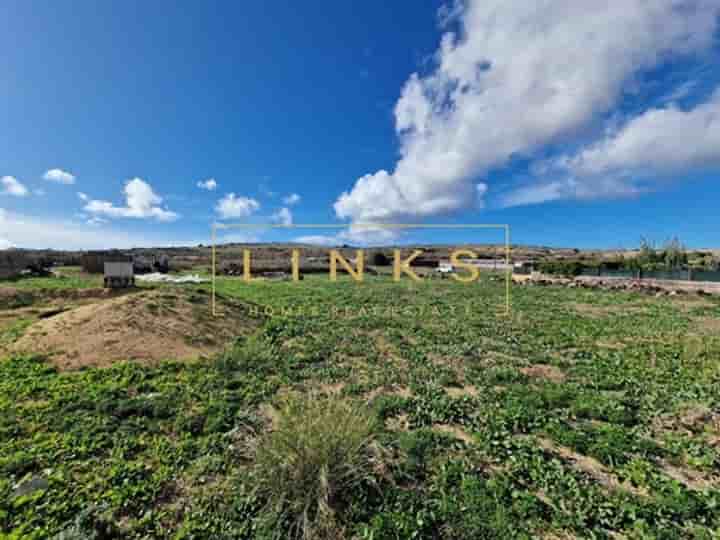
xmin=77 ymin=192 xmax=89 ymax=201
xmin=84 ymin=178 xmax=179 ymax=222
xmin=294 ymin=225 xmax=398 ymax=247
xmin=334 ymin=0 xmax=720 ymax=222
xmin=293 ymin=235 xmax=340 ymax=247
xmin=215 ymin=193 xmax=260 ymax=219
xmin=567 ymin=90 xmax=720 ymax=177
xmin=43 ymin=168 xmax=76 ymax=184
xmin=271 ymin=207 xmax=293 ymax=226
xmin=282 ymin=193 xmax=301 ymax=206
xmin=197 ymin=178 xmax=218 ymax=191
xmin=1 ymin=176 xmax=29 ymax=197
xmin=502 ymin=89 xmax=720 ymax=206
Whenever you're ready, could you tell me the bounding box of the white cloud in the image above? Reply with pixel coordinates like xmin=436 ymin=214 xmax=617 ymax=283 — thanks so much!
xmin=293 ymin=225 xmax=398 ymax=247
xmin=86 ymin=216 xmax=108 ymax=226
xmin=215 ymin=193 xmax=260 ymax=219
xmin=1 ymin=176 xmax=29 ymax=197
xmin=43 ymin=168 xmax=76 ymax=184
xmin=282 ymin=193 xmax=301 ymax=206
xmin=566 ymin=90 xmax=720 ymax=177
xmin=500 ymin=177 xmax=642 ymax=207
xmin=77 ymin=192 xmax=88 ymax=201
xmin=0 ymin=208 xmax=172 ymax=250
xmin=293 ymin=235 xmax=340 ymax=247
xmin=475 ymin=183 xmax=488 ymax=209
xmin=503 ymin=89 xmax=720 ymax=206
xmin=216 ymin=231 xmax=261 ymax=244
xmin=197 ymin=178 xmax=218 ymax=191
xmin=334 ymin=0 xmax=720 ymax=222
xmin=84 ymin=178 xmax=179 ymax=222
xmin=271 ymin=207 xmax=293 ymax=226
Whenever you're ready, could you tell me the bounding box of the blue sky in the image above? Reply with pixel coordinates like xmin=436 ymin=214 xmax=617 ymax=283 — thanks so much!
xmin=1 ymin=0 xmax=719 ymax=250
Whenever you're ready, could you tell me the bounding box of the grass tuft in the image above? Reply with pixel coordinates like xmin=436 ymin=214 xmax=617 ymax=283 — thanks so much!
xmin=254 ymin=393 xmax=380 ymax=539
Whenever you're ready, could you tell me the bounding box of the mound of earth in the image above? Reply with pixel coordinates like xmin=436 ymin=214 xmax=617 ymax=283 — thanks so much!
xmin=13 ymin=288 xmax=261 ymax=370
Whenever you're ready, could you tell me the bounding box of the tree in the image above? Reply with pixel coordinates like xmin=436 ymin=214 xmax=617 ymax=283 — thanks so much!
xmin=661 ymin=236 xmax=686 ymax=270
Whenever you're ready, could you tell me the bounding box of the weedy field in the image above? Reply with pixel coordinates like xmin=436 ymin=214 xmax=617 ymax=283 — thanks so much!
xmin=1 ymin=271 xmax=719 ymax=539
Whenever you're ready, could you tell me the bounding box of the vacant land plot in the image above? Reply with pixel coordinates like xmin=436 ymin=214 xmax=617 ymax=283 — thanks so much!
xmin=1 ymin=272 xmax=719 ymax=538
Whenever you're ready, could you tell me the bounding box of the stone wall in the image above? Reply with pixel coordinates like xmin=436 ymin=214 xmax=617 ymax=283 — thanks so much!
xmin=575 ymin=275 xmax=720 ymax=295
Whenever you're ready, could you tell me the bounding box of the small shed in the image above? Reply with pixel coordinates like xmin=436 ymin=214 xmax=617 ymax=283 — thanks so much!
xmin=104 ymin=261 xmax=135 ymax=288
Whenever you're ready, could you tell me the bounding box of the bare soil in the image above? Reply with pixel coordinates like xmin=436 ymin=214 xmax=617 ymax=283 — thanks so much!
xmin=13 ymin=288 xmax=260 ymax=370
xmin=521 ymin=364 xmax=566 ymax=383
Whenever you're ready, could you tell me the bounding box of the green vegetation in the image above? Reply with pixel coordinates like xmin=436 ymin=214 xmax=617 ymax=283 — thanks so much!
xmin=1 ymin=273 xmax=720 ymax=538
xmin=2 ymin=272 xmax=102 ymax=291
xmin=254 ymin=394 xmax=379 ymax=539
xmin=0 ymin=318 xmax=34 ymax=347
xmin=540 ymin=237 xmax=719 ymax=276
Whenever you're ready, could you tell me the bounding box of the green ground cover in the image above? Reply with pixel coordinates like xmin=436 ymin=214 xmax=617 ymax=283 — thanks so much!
xmin=1 ymin=273 xmax=719 ymax=538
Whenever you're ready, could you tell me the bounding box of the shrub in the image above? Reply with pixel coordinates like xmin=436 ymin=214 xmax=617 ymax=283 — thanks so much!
xmin=214 ymin=335 xmax=277 ymax=375
xmin=254 ymin=394 xmax=380 ymax=539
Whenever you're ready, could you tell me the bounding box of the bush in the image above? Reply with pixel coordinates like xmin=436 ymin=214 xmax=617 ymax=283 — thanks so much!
xmin=254 ymin=394 xmax=380 ymax=539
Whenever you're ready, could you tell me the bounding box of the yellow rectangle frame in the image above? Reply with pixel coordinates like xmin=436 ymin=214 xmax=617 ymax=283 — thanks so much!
xmin=211 ymin=223 xmax=511 ymax=316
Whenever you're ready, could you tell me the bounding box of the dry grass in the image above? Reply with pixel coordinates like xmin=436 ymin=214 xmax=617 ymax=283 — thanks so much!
xmin=254 ymin=394 xmax=382 ymax=540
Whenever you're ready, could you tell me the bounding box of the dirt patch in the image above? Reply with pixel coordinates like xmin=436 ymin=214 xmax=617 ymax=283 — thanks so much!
xmin=571 ymin=302 xmax=647 ymax=318
xmin=13 ymin=289 xmax=260 ymax=370
xmin=521 ymin=364 xmax=566 ymax=383
xmin=390 ymin=385 xmax=413 ymax=398
xmin=660 ymin=460 xmax=719 ymax=491
xmin=373 ymin=333 xmax=408 ymax=368
xmin=694 ymin=317 xmax=720 ymax=335
xmin=318 ymin=382 xmax=345 ymax=395
xmin=445 ymin=385 xmax=479 ymax=398
xmin=385 ymin=413 xmax=410 ymax=432
xmin=669 ymin=297 xmax=716 ymax=312
xmin=535 ymin=437 xmax=646 ymax=497
xmin=595 ymin=340 xmax=626 ymax=350
xmin=433 ymin=424 xmax=474 ymax=444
